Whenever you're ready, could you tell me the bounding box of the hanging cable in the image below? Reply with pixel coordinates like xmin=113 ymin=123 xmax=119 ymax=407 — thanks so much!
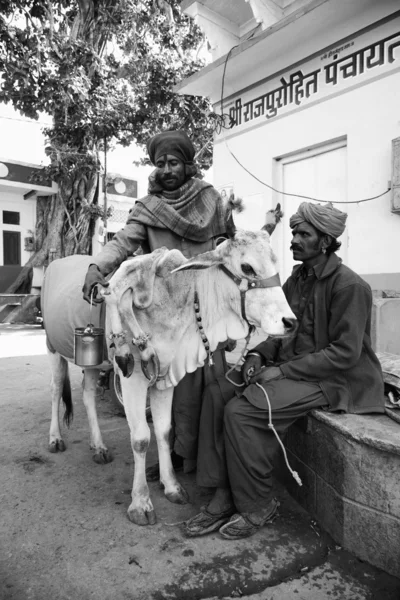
xmin=226 ymin=148 xmax=391 ymax=204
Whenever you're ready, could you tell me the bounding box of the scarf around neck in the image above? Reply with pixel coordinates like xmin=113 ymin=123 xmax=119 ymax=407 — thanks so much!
xmin=128 ymin=178 xmax=226 ymax=242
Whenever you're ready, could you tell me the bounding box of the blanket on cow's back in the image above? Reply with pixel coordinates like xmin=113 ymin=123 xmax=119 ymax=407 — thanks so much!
xmin=42 ymin=255 xmax=105 ymax=360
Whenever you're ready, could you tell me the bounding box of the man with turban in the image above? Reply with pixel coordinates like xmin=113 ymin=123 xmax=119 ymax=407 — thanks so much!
xmin=82 ymin=129 xmax=228 ymax=477
xmin=185 ymin=201 xmax=384 ymax=540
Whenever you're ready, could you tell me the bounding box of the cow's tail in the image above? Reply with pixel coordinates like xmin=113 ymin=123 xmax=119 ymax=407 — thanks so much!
xmin=62 ymin=362 xmax=73 ymax=427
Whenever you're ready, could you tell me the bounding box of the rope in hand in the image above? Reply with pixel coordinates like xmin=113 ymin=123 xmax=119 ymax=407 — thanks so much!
xmin=224 ymin=332 xmax=302 ymax=486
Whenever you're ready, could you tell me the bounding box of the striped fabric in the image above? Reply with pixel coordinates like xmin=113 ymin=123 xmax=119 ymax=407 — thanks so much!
xmin=128 ymin=178 xmax=226 ymax=242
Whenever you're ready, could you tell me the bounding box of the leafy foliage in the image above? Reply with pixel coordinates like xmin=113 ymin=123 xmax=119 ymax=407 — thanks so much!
xmin=0 ymin=0 xmax=214 ymax=289
xmin=0 ymin=0 xmax=214 ymax=178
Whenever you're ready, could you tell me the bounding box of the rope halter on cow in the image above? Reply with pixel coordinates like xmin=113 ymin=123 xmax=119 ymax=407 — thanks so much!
xmin=194 ymin=263 xmax=282 ymax=366
xmin=219 ymin=264 xmax=281 ymax=325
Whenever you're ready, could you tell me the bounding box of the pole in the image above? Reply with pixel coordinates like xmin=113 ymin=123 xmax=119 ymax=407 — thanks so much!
xmin=103 ymin=136 xmax=108 ymax=244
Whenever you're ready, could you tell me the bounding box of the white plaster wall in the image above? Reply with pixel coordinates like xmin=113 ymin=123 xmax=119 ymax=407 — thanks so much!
xmin=0 ymin=192 xmax=36 ymax=265
xmin=213 ymin=70 xmax=400 ymax=279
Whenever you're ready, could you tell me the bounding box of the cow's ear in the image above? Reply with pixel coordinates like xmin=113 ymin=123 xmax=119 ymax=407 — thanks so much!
xmin=172 ymin=249 xmax=223 ymax=273
xmin=262 ymin=203 xmax=284 ymax=235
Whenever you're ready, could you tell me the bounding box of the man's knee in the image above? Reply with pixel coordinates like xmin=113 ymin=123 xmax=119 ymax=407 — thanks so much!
xmin=223 ymin=395 xmax=245 ymax=427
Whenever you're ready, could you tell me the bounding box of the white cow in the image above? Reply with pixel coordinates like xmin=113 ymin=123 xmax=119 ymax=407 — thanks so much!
xmin=42 ymin=209 xmax=297 ymax=526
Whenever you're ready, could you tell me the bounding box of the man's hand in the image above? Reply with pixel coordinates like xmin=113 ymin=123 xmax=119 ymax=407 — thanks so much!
xmin=216 ymin=339 xmax=237 ymax=352
xmin=242 ymin=353 xmax=263 ymax=385
xmin=250 ymin=366 xmax=283 ymax=384
xmin=82 ymin=264 xmax=108 ymax=304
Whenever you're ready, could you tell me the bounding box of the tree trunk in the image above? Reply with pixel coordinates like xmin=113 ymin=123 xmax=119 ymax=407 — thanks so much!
xmin=5 ymin=170 xmax=99 ymax=293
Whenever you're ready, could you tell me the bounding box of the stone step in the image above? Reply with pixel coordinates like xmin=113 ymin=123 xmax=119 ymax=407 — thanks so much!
xmin=278 ymin=410 xmax=400 ymax=578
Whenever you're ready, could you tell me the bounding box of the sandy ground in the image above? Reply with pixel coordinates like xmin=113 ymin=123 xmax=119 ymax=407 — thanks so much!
xmin=0 ymin=325 xmax=399 ymax=600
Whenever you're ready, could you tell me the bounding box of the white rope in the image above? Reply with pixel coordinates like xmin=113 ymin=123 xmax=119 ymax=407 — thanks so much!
xmin=255 ymin=381 xmax=302 ymax=487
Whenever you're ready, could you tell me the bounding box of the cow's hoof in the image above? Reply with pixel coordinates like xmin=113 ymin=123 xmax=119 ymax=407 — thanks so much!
xmin=165 ymin=485 xmax=189 ymax=505
xmin=48 ymin=439 xmax=66 ymax=453
xmin=127 ymin=507 xmax=157 ymax=526
xmin=92 ymin=448 xmax=113 ymax=464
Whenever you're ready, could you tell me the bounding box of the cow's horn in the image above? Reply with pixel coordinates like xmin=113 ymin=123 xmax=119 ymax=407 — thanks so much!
xmin=115 ymin=353 xmax=135 ymax=378
xmin=225 ymin=207 xmax=236 ymax=239
xmin=262 ymin=203 xmax=284 ymax=235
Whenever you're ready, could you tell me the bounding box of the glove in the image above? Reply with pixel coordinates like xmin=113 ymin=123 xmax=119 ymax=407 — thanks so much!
xmin=82 ymin=264 xmax=108 ymax=304
xmin=241 ymin=353 xmax=263 ymax=385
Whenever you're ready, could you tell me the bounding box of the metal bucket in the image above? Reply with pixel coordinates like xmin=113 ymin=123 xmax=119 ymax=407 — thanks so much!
xmin=74 ymin=326 xmax=104 ymax=367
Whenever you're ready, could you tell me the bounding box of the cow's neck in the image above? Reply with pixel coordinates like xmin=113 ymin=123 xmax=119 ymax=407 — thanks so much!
xmin=165 ymin=267 xmax=249 ymax=388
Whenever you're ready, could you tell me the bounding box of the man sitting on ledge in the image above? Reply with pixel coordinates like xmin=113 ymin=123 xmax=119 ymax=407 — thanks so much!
xmin=185 ymin=201 xmax=385 ymax=540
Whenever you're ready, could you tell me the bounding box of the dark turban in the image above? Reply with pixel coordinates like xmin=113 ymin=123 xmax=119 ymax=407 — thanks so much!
xmin=147 ymin=130 xmax=196 ymax=166
xmin=289 ymin=202 xmax=347 ymax=239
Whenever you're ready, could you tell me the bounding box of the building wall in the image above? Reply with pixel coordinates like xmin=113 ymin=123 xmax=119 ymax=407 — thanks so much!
xmin=212 ymin=48 xmax=400 ymax=289
xmin=0 ymin=191 xmax=36 ymax=267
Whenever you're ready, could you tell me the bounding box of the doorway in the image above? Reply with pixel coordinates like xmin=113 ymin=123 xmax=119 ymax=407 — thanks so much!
xmin=3 ymin=230 xmax=21 ymax=266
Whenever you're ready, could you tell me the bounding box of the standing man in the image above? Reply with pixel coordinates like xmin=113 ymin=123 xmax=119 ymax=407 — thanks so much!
xmin=185 ymin=201 xmax=385 ymax=540
xmin=82 ymin=129 xmax=228 ymax=476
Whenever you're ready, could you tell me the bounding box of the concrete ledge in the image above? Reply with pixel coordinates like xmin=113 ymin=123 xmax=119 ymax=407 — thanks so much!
xmin=277 ymin=410 xmax=400 ymax=578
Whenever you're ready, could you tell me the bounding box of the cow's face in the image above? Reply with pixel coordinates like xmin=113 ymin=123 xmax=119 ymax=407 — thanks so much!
xmin=173 ymin=229 xmax=297 ymax=337
xmin=219 ymin=230 xmax=296 ymax=336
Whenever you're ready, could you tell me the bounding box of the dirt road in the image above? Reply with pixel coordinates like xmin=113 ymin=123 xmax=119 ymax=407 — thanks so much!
xmin=0 ymin=326 xmax=399 ymax=600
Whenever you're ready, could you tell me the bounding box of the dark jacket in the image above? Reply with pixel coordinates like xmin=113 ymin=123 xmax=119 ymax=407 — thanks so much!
xmin=254 ymin=253 xmax=384 ymax=414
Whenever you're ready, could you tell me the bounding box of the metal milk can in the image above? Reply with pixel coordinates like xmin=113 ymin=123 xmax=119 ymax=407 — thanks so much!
xmin=74 ymin=290 xmax=104 ymax=367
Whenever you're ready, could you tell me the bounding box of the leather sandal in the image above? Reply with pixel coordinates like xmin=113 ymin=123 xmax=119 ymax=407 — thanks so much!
xmin=184 ymin=505 xmax=235 ymax=538
xmin=219 ymin=499 xmax=279 ymax=540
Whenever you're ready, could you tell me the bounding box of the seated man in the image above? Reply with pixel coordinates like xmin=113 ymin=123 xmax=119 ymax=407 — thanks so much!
xmin=185 ymin=201 xmax=385 ymax=540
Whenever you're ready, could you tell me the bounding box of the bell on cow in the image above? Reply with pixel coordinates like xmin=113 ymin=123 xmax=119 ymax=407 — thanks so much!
xmin=74 ymin=289 xmax=105 ymax=367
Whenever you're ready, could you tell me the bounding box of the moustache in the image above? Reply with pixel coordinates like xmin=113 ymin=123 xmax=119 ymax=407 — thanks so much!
xmin=290 ymin=244 xmax=302 ymax=252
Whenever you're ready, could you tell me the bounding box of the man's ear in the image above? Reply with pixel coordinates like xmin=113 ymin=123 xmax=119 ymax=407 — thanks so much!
xmin=322 ymin=234 xmax=333 ymax=251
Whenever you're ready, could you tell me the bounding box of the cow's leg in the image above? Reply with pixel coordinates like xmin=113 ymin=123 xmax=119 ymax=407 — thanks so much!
xmin=48 ymin=351 xmax=69 ymax=453
xmin=150 ymin=386 xmax=189 ymax=505
xmin=120 ymin=372 xmax=156 ymax=526
xmin=82 ymin=368 xmax=113 ymax=464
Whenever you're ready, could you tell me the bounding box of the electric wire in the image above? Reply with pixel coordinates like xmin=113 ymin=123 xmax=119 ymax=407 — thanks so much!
xmin=219 ymin=37 xmax=392 ymax=205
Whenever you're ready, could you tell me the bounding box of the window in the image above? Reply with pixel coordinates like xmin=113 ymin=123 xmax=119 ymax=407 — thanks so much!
xmin=2 ymin=210 xmax=20 ymax=225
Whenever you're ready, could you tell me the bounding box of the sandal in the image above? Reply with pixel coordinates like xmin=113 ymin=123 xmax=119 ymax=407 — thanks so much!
xmin=184 ymin=505 xmax=235 ymax=538
xmin=219 ymin=499 xmax=279 ymax=540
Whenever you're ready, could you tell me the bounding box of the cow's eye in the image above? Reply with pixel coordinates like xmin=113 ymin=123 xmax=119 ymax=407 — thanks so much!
xmin=241 ymin=263 xmax=256 ymax=277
